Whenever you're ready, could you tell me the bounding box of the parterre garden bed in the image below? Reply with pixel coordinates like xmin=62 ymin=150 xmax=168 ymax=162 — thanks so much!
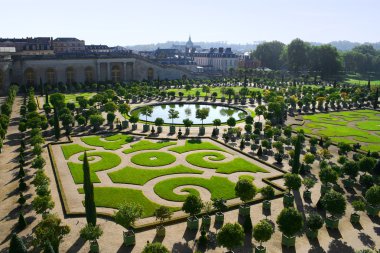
xmin=55 ymin=134 xmax=277 ymax=219
xmin=295 ymin=110 xmax=380 ymax=152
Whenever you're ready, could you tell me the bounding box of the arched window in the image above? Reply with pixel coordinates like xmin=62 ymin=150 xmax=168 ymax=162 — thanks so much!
xmin=46 ymin=68 xmax=56 ymax=84
xmin=85 ymin=67 xmax=94 ymax=83
xmin=24 ymin=68 xmax=35 ymax=86
xmin=147 ymin=67 xmax=154 ymax=81
xmin=111 ymin=65 xmax=121 ymax=83
xmin=66 ymin=67 xmax=75 ymax=84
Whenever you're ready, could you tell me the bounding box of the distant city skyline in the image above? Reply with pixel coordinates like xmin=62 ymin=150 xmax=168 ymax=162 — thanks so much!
xmin=1 ymin=0 xmax=379 ymax=46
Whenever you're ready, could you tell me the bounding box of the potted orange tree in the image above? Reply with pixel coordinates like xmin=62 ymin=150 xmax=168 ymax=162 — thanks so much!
xmin=114 ymin=202 xmax=143 ymax=246
xmin=235 ymin=179 xmax=257 ymax=216
xmin=321 ymin=190 xmax=346 ymax=229
xmin=154 ymin=206 xmax=173 ymax=237
xmin=276 ymin=207 xmax=303 ymax=247
xmin=252 ymin=219 xmax=274 ymax=253
xmin=182 ymin=195 xmax=203 ymax=230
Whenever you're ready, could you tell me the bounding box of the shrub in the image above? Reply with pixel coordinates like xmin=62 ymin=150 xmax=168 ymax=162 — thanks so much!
xmin=358 ymin=157 xmax=376 ymax=174
xmin=343 ymin=161 xmax=359 ymax=179
xmin=306 ymin=213 xmax=323 ymax=231
xmin=284 ymin=173 xmax=302 ymax=192
xmin=80 ymin=224 xmax=103 ymax=241
xmin=260 ymin=185 xmax=275 ymax=200
xmin=235 ymin=179 xmax=257 ymax=204
xmin=322 ymin=190 xmax=347 ymax=218
xmin=114 ymin=202 xmax=143 ymax=230
xmin=217 ymin=223 xmax=244 ymax=251
xmin=142 ymin=242 xmax=170 ymax=253
xmin=182 ymin=195 xmax=203 ymax=219
xmin=365 ymin=185 xmax=380 ymax=207
xmin=276 ymin=208 xmax=303 ymax=237
xmin=352 ymin=199 xmax=366 ymax=213
xmin=9 ymin=233 xmax=27 ymax=253
xmin=319 ymin=167 xmax=338 ymax=186
xmin=253 ymin=219 xmax=274 ymax=246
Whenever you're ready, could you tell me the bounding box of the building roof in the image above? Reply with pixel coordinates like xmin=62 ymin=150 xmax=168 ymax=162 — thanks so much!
xmin=53 ymin=37 xmax=81 ymax=42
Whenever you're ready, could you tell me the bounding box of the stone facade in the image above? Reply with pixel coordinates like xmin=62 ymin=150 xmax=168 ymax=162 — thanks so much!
xmin=0 ymin=54 xmax=207 ymax=94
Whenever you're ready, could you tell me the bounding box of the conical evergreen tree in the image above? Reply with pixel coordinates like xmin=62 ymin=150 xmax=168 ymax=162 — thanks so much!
xmin=257 ymin=145 xmax=263 ymax=156
xmin=18 ymin=213 xmax=27 ymax=230
xmin=83 ymin=152 xmax=96 ymax=225
xmin=292 ymin=134 xmax=302 ymax=174
xmin=9 ymin=233 xmax=27 ymax=253
xmin=18 ymin=166 xmax=25 ymax=179
xmin=374 ymin=88 xmax=379 ymax=110
xmin=53 ymin=109 xmax=60 ymax=140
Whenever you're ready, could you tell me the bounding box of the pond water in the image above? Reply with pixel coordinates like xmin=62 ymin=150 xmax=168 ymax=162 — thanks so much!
xmin=133 ymin=103 xmax=247 ymax=125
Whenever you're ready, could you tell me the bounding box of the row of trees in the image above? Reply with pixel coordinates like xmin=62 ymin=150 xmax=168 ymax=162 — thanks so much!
xmin=252 ymin=39 xmax=380 ymax=77
xmin=0 ymin=85 xmax=18 ymax=152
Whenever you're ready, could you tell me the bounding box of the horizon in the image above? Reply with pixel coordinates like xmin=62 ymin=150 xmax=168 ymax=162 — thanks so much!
xmin=1 ymin=0 xmax=379 ymax=46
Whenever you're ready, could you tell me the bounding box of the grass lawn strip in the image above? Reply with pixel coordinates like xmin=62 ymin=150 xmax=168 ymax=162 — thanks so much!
xmin=61 ymin=144 xmax=94 ymax=159
xmin=186 ymin=151 xmax=268 ymax=174
xmin=154 ymin=176 xmax=236 ymax=202
xmin=123 ymin=140 xmax=176 ymax=154
xmin=239 ymin=175 xmax=255 ymax=182
xmin=108 ymin=165 xmax=203 ymax=185
xmin=68 ymin=152 xmax=121 ymax=183
xmin=166 ymin=87 xmax=263 ymax=98
xmin=169 ymin=139 xmax=225 ymax=154
xmin=130 ymin=151 xmax=176 ymax=167
xmin=81 ymin=133 xmax=134 ymax=150
xmin=78 ymin=187 xmax=178 ymax=218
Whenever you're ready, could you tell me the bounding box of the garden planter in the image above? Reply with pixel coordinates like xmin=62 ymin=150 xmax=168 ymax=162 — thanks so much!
xmin=366 ymin=205 xmax=379 ymax=216
xmin=214 ymin=128 xmax=220 ymax=136
xmin=215 ymin=212 xmax=224 ymax=223
xmin=350 ymin=213 xmax=360 ymax=223
xmin=123 ymin=231 xmax=135 ymax=246
xmin=169 ymin=126 xmax=176 ymax=134
xmin=131 ymin=124 xmax=137 ymax=131
xmin=202 ymin=215 xmax=211 ymax=228
xmin=239 ymin=204 xmax=250 ymax=216
xmin=262 ymin=200 xmax=271 ymax=210
xmin=157 ymin=126 xmax=162 ymax=133
xmin=90 ymin=240 xmax=99 ymax=253
xmin=156 ymin=225 xmax=166 ymax=237
xmin=255 ymin=139 xmax=260 ymax=144
xmin=187 ymin=217 xmax=199 ymax=230
xmin=325 ymin=216 xmax=339 ymax=229
xmin=310 ymin=146 xmax=317 ymax=154
xmin=185 ymin=128 xmax=190 ymax=135
xmin=221 ymin=97 xmax=226 ymax=102
xmin=199 ymin=127 xmax=205 ymax=136
xmin=343 ymin=179 xmax=354 ymax=188
xmin=306 ymin=229 xmax=318 ymax=239
xmin=283 ymin=193 xmax=294 ymax=207
xmin=303 ymin=190 xmax=312 ymax=200
xmin=281 ymin=234 xmax=296 ymax=247
xmin=143 ymin=124 xmax=150 ymax=132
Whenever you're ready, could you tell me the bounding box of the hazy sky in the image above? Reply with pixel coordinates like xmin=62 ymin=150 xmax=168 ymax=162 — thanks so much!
xmin=1 ymin=0 xmax=379 ymax=46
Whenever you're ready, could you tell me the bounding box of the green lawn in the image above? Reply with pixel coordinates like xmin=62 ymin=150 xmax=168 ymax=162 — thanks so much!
xmin=64 ymin=92 xmax=96 ymax=104
xmin=239 ymin=175 xmax=255 ymax=182
xmin=169 ymin=139 xmax=225 ymax=154
xmin=81 ymin=134 xmax=134 ymax=150
xmin=78 ymin=187 xmax=178 ymax=218
xmin=108 ymin=165 xmax=203 ymax=185
xmin=186 ymin=151 xmax=268 ymax=174
xmin=130 ymin=152 xmax=176 ymax=167
xmin=167 ymin=87 xmax=263 ymax=98
xmin=68 ymin=152 xmax=121 ymax=183
xmin=123 ymin=140 xmax=176 ymax=154
xmin=61 ymin=144 xmax=94 ymax=159
xmin=154 ymin=176 xmax=236 ymax=202
xmin=346 ymin=79 xmax=380 ymax=86
xmin=296 ymin=110 xmax=380 ymax=151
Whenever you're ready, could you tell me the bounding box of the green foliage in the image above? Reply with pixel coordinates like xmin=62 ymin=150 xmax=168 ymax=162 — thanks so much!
xmin=123 ymin=140 xmax=176 ymax=154
xmin=235 ymin=179 xmax=257 ymax=203
xmin=9 ymin=233 xmax=27 ymax=253
xmin=80 ymin=224 xmax=103 ymax=241
xmin=253 ymin=219 xmax=274 ymax=245
xmin=114 ymin=202 xmax=143 ymax=229
xmin=292 ymin=133 xmax=302 ymax=173
xmin=358 ymin=157 xmax=376 ymax=174
xmin=18 ymin=213 xmax=27 ymax=230
xmin=182 ymin=195 xmax=203 ymax=217
xmin=154 ymin=206 xmax=173 ymax=224
xmin=284 ymin=173 xmax=302 ymax=192
xmin=365 ymin=185 xmax=380 ymax=206
xmin=322 ymin=190 xmax=347 ymax=218
xmin=217 ymin=223 xmax=245 ymax=251
xmin=260 ymin=185 xmax=275 ymax=200
xmin=89 ymin=114 xmax=105 ymax=130
xmin=303 ymin=177 xmax=316 ymax=190
xmin=195 ymin=107 xmax=210 ymax=126
xmin=319 ymin=167 xmax=338 ymax=185
xmin=61 ymin=144 xmax=94 ymax=159
xmin=32 ymin=195 xmax=55 ymax=214
xmin=130 ymin=152 xmax=176 ymax=167
xmin=343 ymin=161 xmax=359 ymax=179
xmin=83 ymin=153 xmax=96 ymax=226
xmin=276 ymin=208 xmax=303 ymax=237
xmin=352 ymin=199 xmax=366 ymax=212
xmin=306 ymin=213 xmax=324 ymax=231
xmin=142 ymin=242 xmax=170 ymax=253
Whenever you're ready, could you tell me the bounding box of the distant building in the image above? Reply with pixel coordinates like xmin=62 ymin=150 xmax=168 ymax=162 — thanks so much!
xmin=86 ymin=45 xmax=111 ymax=53
xmin=0 ymin=37 xmax=54 ymax=55
xmin=238 ymin=53 xmax=260 ymax=69
xmin=53 ymin=37 xmax=85 ymax=53
xmin=192 ymin=47 xmax=239 ymax=72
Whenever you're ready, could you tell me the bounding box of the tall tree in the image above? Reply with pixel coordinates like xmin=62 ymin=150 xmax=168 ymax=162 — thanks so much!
xmin=253 ymin=41 xmax=285 ymax=69
xmin=309 ymin=45 xmax=341 ymax=79
xmin=53 ymin=109 xmax=60 ymax=140
xmin=286 ymin=38 xmax=310 ymax=73
xmin=292 ymin=134 xmax=302 ymax=174
xmin=83 ymin=152 xmax=96 ymax=225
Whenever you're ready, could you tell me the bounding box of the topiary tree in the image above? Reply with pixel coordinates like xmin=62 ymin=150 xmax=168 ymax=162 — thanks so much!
xmin=322 ymin=190 xmax=347 ymax=219
xmin=235 ymin=179 xmax=257 ymax=206
xmin=33 ymin=213 xmax=70 ymax=253
xmin=217 ymin=223 xmax=245 ymax=252
xmin=80 ymin=224 xmax=103 ymax=244
xmin=142 ymin=242 xmax=170 ymax=253
xmin=284 ymin=173 xmax=302 ymax=193
xmin=9 ymin=233 xmax=27 ymax=253
xmin=83 ymin=152 xmax=96 ymax=226
xmin=365 ymin=185 xmax=380 ymax=207
xmin=89 ymin=114 xmax=105 ymax=131
xmin=253 ymin=219 xmax=274 ymax=250
xmin=114 ymin=202 xmax=143 ymax=232
xmin=319 ymin=167 xmax=338 ymax=187
xmin=276 ymin=207 xmax=303 ymax=237
xmin=168 ymin=109 xmax=179 ymax=126
xmin=32 ymin=195 xmax=55 ymax=215
xmin=154 ymin=206 xmax=173 ymax=236
xmin=18 ymin=213 xmax=27 ymax=230
xmin=226 ymin=117 xmax=236 ymax=128
xmin=305 ymin=213 xmax=323 ymax=238
xmin=358 ymin=157 xmax=376 ymax=175
xmin=140 ymin=106 xmax=153 ymax=125
xmin=196 ymin=108 xmax=210 ymax=128
xmin=343 ymin=161 xmax=359 ymax=180
xmin=292 ymin=133 xmax=302 ymax=173
xmin=182 ymin=195 xmax=203 ymax=220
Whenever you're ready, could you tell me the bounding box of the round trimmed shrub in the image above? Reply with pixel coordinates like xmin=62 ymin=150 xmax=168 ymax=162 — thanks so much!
xmin=321 ymin=190 xmax=346 ymax=218
xmin=276 ymin=208 xmax=303 ymax=237
xmin=365 ymin=185 xmax=380 ymax=207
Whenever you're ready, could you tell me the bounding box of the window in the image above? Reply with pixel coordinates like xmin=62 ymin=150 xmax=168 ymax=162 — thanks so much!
xmin=25 ymin=68 xmax=35 ymax=85
xmin=85 ymin=67 xmax=94 ymax=83
xmin=111 ymin=65 xmax=121 ymax=83
xmin=66 ymin=67 xmax=74 ymax=84
xmin=147 ymin=68 xmax=154 ymax=81
xmin=46 ymin=69 xmax=56 ymax=84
